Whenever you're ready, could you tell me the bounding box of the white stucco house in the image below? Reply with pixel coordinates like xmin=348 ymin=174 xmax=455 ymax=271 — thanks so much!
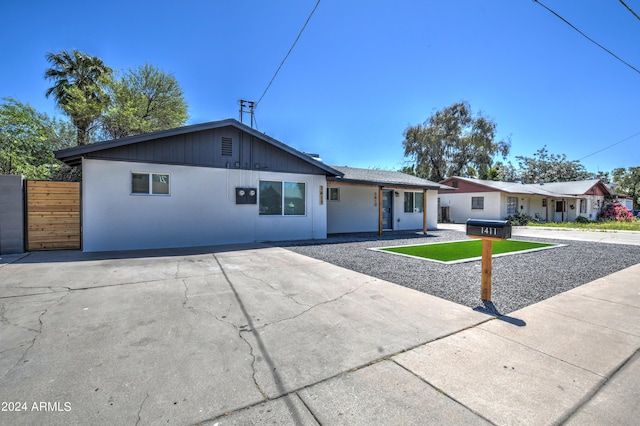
xmin=55 ymin=119 xmax=447 ymax=252
xmin=438 ymin=176 xmax=614 ymax=224
xmin=326 ymin=166 xmax=445 ymax=234
xmin=55 ymin=119 xmax=341 ymax=251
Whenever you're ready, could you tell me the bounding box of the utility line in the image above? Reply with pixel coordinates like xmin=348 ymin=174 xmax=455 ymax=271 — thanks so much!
xmin=255 ymin=0 xmax=321 ymax=107
xmin=533 ymin=0 xmax=640 ymax=75
xmin=619 ymin=0 xmax=640 ymax=21
xmin=576 ymin=130 xmax=640 ymax=161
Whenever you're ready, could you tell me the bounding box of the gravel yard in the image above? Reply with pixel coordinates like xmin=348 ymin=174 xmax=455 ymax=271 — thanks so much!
xmin=278 ymin=228 xmax=640 ymax=314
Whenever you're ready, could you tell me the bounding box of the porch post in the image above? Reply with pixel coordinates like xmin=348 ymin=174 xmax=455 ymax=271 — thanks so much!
xmin=422 ymin=189 xmax=428 ymax=234
xmin=378 ymin=186 xmax=383 ymax=236
xmin=545 ymin=198 xmax=549 ymax=222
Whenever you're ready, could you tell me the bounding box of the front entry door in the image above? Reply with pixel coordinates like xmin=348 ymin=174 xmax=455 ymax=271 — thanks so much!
xmin=555 ymin=200 xmax=565 ymax=222
xmin=382 ymin=190 xmax=393 ymax=230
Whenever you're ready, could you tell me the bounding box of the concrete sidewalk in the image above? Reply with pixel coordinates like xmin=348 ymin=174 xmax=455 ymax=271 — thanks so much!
xmin=211 ymin=262 xmax=640 ymax=425
xmin=0 ymin=242 xmax=638 ymax=425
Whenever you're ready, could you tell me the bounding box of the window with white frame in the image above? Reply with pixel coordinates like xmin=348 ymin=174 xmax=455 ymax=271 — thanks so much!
xmin=507 ymin=197 xmax=518 ymax=215
xmin=471 ymin=196 xmax=484 ymax=210
xmin=259 ymin=180 xmax=306 ymax=216
xmin=131 ymin=172 xmax=170 ymax=195
xmin=328 ymin=187 xmax=340 ymax=201
xmin=580 ymin=199 xmax=587 ymax=213
xmin=404 ymin=191 xmax=424 ymax=213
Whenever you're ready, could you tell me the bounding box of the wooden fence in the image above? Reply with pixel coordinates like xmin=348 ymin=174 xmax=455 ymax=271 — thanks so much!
xmin=26 ymin=181 xmax=81 ymax=250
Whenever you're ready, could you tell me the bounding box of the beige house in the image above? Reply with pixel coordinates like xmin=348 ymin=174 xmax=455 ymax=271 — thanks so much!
xmin=438 ymin=177 xmax=614 ymax=223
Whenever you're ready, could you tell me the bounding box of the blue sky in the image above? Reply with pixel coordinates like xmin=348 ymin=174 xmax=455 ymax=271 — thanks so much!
xmin=2 ymin=0 xmax=639 ymax=176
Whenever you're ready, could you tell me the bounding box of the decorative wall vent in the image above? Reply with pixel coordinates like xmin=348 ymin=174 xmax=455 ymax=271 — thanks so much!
xmin=221 ymin=137 xmax=233 ymax=156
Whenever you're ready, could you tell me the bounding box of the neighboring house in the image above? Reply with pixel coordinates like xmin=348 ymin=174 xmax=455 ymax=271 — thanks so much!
xmin=438 ymin=177 xmax=614 ymax=224
xmin=55 ymin=119 xmax=342 ymax=252
xmin=616 ymin=195 xmax=634 ymax=212
xmin=326 ymin=166 xmax=450 ymax=234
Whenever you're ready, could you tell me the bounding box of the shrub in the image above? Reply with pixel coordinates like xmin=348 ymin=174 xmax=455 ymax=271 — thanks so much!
xmin=597 ymin=201 xmax=634 ymax=222
xmin=575 ymin=216 xmax=590 ymax=224
xmin=505 ymin=212 xmax=533 ymax=226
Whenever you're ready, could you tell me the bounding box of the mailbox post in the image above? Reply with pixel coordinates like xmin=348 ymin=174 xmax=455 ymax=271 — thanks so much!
xmin=466 ymin=219 xmax=512 ymax=301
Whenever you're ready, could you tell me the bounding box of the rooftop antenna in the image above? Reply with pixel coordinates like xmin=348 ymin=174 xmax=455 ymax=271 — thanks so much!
xmin=238 ymin=99 xmax=256 ymax=128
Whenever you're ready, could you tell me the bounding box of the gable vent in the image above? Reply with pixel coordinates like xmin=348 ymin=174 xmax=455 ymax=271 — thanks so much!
xmin=221 ymin=137 xmax=233 ymax=156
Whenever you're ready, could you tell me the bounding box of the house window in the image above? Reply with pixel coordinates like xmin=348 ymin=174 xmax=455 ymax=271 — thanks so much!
xmin=507 ymin=197 xmax=518 ymax=215
xmin=404 ymin=191 xmax=424 ymax=213
xmin=328 ymin=187 xmax=340 ymax=201
xmin=451 ymin=180 xmax=458 ymax=188
xmin=221 ymin=137 xmax=233 ymax=156
xmin=471 ymin=196 xmax=484 ymax=210
xmin=414 ymin=192 xmax=424 ymax=213
xmin=131 ymin=172 xmax=169 ymax=195
xmin=542 ymin=199 xmax=547 ymax=207
xmin=259 ymin=180 xmax=306 ymax=216
xmin=580 ymin=199 xmax=587 ymax=213
xmin=404 ymin=192 xmax=414 ymax=213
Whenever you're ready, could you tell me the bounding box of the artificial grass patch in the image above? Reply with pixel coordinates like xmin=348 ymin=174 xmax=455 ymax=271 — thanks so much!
xmin=381 ymin=239 xmax=555 ymax=263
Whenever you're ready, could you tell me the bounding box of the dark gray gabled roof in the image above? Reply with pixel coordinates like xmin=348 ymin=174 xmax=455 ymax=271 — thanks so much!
xmin=327 ymin=166 xmax=451 ymax=190
xmin=55 ymin=118 xmax=343 ymax=177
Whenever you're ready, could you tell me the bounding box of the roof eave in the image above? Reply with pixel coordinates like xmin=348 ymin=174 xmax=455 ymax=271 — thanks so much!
xmin=328 ymin=176 xmax=442 ymax=190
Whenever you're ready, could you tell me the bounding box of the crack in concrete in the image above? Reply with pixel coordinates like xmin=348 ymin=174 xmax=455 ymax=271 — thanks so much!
xmin=238 ymin=329 xmax=269 ymax=400
xmin=182 ymin=279 xmax=189 ymax=308
xmin=183 ymin=299 xmax=269 ymax=402
xmin=0 ymin=303 xmax=9 ymax=326
xmin=2 ymin=292 xmax=69 ymax=381
xmin=189 ymin=305 xmax=270 ymax=401
xmin=3 ymin=285 xmax=72 ymax=291
xmin=255 ymin=279 xmax=373 ymax=331
xmin=236 ymin=270 xmax=313 ymax=310
xmin=0 ymin=279 xmax=174 ymax=300
xmin=135 ymin=392 xmax=149 ymax=426
xmin=0 ymin=341 xmax=33 ymax=355
xmin=212 ymin=254 xmax=275 ymax=402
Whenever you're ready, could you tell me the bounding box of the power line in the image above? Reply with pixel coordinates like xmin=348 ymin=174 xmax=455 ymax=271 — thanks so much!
xmin=255 ymin=0 xmax=321 ymax=107
xmin=533 ymin=0 xmax=640 ymax=75
xmin=619 ymin=0 xmax=640 ymax=21
xmin=576 ymin=130 xmax=640 ymax=161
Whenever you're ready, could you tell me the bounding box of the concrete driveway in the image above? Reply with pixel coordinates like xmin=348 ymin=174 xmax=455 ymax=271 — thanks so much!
xmin=0 ymin=245 xmax=489 ymax=425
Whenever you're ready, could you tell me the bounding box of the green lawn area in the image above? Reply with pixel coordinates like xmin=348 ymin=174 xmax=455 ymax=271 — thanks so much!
xmin=381 ymin=239 xmax=555 ymax=263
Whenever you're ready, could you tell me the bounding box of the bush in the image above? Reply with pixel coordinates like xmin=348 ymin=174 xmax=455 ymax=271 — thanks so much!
xmin=575 ymin=216 xmax=590 ymax=224
xmin=505 ymin=212 xmax=533 ymax=226
xmin=597 ymin=201 xmax=634 ymax=222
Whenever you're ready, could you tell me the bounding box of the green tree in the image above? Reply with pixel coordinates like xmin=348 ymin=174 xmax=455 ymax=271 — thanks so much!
xmin=44 ymin=49 xmax=112 ymax=145
xmin=100 ymin=64 xmax=188 ymax=139
xmin=516 ymin=146 xmax=592 ymax=183
xmin=0 ymin=97 xmax=76 ymax=180
xmin=402 ymin=101 xmax=510 ymax=182
xmin=612 ymin=166 xmax=640 ymax=210
xmin=594 ymin=170 xmax=610 ymax=184
xmin=486 ymin=161 xmax=518 ymax=181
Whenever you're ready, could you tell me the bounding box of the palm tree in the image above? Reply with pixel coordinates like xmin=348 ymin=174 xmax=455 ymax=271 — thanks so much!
xmin=44 ymin=49 xmax=112 ymax=145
